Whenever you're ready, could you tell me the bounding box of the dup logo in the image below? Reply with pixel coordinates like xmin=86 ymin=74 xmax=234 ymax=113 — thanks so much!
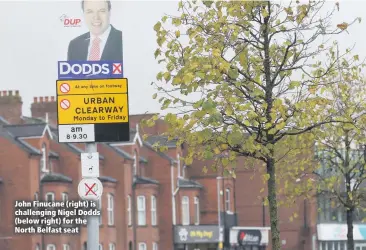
xmin=58 ymin=61 xmax=123 ymax=79
xmin=60 ymin=14 xmax=81 ymax=27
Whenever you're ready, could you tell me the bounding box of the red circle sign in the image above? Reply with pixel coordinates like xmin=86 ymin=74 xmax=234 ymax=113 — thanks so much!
xmin=60 ymin=99 xmax=70 ymax=110
xmin=60 ymin=83 xmax=70 ymax=93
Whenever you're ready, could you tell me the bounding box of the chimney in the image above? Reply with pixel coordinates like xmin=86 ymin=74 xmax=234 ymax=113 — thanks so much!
xmin=31 ymin=96 xmax=57 ymax=126
xmin=0 ymin=90 xmax=23 ymax=124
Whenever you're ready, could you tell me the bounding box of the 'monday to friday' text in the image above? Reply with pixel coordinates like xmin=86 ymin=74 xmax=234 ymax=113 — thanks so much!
xmin=59 ymin=94 xmax=128 ymax=124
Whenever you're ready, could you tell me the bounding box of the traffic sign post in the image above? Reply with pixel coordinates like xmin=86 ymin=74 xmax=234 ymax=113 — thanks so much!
xmin=56 ymin=58 xmax=128 ymax=250
xmin=84 ymin=143 xmax=100 ymax=250
xmin=56 ymin=78 xmax=130 ymax=143
xmin=81 ymin=152 xmax=100 ymax=178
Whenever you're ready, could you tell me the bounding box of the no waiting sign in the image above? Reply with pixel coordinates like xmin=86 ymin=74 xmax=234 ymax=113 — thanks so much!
xmin=56 ymin=78 xmax=130 ymax=143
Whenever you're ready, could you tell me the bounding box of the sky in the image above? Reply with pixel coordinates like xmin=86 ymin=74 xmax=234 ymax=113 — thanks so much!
xmin=0 ymin=0 xmax=365 ymax=117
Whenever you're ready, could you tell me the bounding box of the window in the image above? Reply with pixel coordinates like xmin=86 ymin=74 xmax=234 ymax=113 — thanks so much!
xmin=109 ymin=243 xmax=115 ymax=250
xmin=194 ymin=197 xmax=200 ymax=225
xmin=138 ymin=243 xmax=147 ymax=250
xmin=46 ymin=244 xmax=56 ymax=250
xmin=107 ymin=193 xmax=114 ymax=225
xmin=182 ymin=165 xmax=186 ymax=178
xmin=99 ymin=244 xmax=103 ymax=250
xmin=62 ymin=192 xmax=68 ymax=202
xmin=177 ymin=153 xmax=181 ymax=177
xmin=45 ymin=192 xmax=54 ymax=202
xmin=35 ymin=244 xmax=40 ymax=250
xmin=153 ymin=242 xmax=158 ymax=250
xmin=151 ymin=196 xmax=157 ymax=226
xmin=137 ymin=196 xmax=146 ymax=226
xmin=225 ymin=188 xmax=231 ymax=211
xmin=63 ymin=244 xmax=70 ymax=250
xmin=127 ymin=195 xmax=132 ymax=226
xmin=181 ymin=196 xmax=190 ymax=225
xmin=41 ymin=143 xmax=48 ymax=171
xmin=34 ymin=192 xmax=39 ymax=201
xmin=97 ymin=198 xmax=102 ymax=224
xmin=133 ymin=150 xmax=137 ymax=175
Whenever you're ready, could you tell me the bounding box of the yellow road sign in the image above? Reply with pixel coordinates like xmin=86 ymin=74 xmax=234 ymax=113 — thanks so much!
xmin=57 ymin=93 xmax=129 ymax=125
xmin=56 ymin=79 xmax=127 ymax=95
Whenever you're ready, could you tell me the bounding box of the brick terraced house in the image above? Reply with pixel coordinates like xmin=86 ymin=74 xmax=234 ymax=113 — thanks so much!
xmin=0 ymin=90 xmax=323 ymax=250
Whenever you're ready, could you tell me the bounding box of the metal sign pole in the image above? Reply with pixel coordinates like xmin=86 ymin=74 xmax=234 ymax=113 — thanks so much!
xmin=86 ymin=143 xmax=99 ymax=250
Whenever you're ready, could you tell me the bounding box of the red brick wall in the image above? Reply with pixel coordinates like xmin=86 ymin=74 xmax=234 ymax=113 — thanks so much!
xmin=0 ymin=136 xmax=37 ymax=250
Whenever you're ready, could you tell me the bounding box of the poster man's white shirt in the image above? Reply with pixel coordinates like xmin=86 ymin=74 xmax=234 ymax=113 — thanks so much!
xmin=88 ymin=24 xmax=111 ymax=60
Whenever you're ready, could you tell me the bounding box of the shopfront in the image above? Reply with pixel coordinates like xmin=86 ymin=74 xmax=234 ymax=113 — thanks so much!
xmin=229 ymin=227 xmax=270 ymax=250
xmin=173 ymin=225 xmax=224 ymax=250
xmin=317 ymin=224 xmax=366 ymax=250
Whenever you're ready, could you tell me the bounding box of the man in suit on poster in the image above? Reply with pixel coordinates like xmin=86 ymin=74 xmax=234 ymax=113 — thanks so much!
xmin=67 ymin=0 xmax=123 ymax=61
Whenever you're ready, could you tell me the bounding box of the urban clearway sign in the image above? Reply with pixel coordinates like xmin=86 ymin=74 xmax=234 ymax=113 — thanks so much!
xmin=56 ymin=78 xmax=130 ymax=143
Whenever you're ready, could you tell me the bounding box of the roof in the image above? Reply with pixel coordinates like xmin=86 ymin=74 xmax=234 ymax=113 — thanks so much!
xmin=177 ymin=177 xmax=203 ymax=189
xmin=3 ymin=123 xmax=49 ymax=138
xmin=133 ymin=176 xmax=159 ymax=185
xmin=146 ymin=135 xmax=178 ymax=148
xmin=21 ymin=116 xmax=46 ymax=124
xmin=0 ymin=127 xmax=41 ymax=155
xmin=99 ymin=176 xmax=117 ymax=183
xmin=106 ymin=144 xmax=134 ymax=160
xmin=106 ymin=143 xmax=147 ymax=163
xmin=0 ymin=116 xmax=10 ymax=125
xmin=143 ymin=141 xmax=176 ymax=162
xmin=49 ymin=151 xmax=59 ymax=158
xmin=41 ymin=173 xmax=72 ymax=183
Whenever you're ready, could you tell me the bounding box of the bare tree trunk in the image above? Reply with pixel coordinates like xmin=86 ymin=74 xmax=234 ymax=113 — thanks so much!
xmin=346 ymin=206 xmax=355 ymax=250
xmin=345 ymin=132 xmax=355 ymax=250
xmin=267 ymin=157 xmax=281 ymax=250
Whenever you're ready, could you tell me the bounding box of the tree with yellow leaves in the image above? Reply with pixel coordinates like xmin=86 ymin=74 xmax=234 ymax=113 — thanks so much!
xmin=314 ymin=53 xmax=366 ymax=250
xmin=147 ymin=1 xmax=359 ymax=249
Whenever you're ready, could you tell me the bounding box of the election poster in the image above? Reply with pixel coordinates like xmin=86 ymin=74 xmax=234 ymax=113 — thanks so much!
xmin=57 ymin=0 xmax=124 ymax=79
xmin=56 ymin=0 xmax=129 ymax=143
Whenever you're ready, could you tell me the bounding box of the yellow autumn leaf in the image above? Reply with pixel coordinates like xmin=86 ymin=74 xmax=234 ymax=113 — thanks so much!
xmin=337 ymin=22 xmax=348 ymax=30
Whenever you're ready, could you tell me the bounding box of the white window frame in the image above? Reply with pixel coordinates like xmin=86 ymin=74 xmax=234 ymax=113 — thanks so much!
xmin=107 ymin=193 xmax=114 ymax=226
xmin=36 ymin=244 xmax=41 ymax=250
xmin=181 ymin=196 xmax=190 ymax=225
xmin=194 ymin=196 xmax=200 ymax=225
xmin=138 ymin=242 xmax=147 ymax=250
xmin=151 ymin=196 xmax=157 ymax=226
xmin=225 ymin=188 xmax=231 ymax=212
xmin=109 ymin=243 xmax=116 ymax=250
xmin=127 ymin=195 xmax=132 ymax=226
xmin=153 ymin=242 xmax=158 ymax=250
xmin=45 ymin=192 xmax=54 ymax=202
xmin=46 ymin=244 xmax=56 ymax=250
xmin=99 ymin=244 xmax=103 ymax=250
xmin=133 ymin=151 xmax=137 ymax=175
xmin=63 ymin=244 xmax=70 ymax=250
xmin=34 ymin=192 xmax=39 ymax=201
xmin=182 ymin=165 xmax=186 ymax=178
xmin=41 ymin=143 xmax=48 ymax=172
xmin=137 ymin=196 xmax=146 ymax=226
xmin=177 ymin=153 xmax=181 ymax=177
xmin=62 ymin=192 xmax=68 ymax=202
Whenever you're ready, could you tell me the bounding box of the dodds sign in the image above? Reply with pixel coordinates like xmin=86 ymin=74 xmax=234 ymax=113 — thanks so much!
xmin=58 ymin=61 xmax=123 ymax=79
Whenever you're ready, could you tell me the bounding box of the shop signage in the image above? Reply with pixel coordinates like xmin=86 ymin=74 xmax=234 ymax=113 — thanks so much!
xmin=238 ymin=230 xmax=262 ymax=246
xmin=317 ymin=224 xmax=366 ymax=241
xmin=174 ymin=225 xmax=222 ymax=243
